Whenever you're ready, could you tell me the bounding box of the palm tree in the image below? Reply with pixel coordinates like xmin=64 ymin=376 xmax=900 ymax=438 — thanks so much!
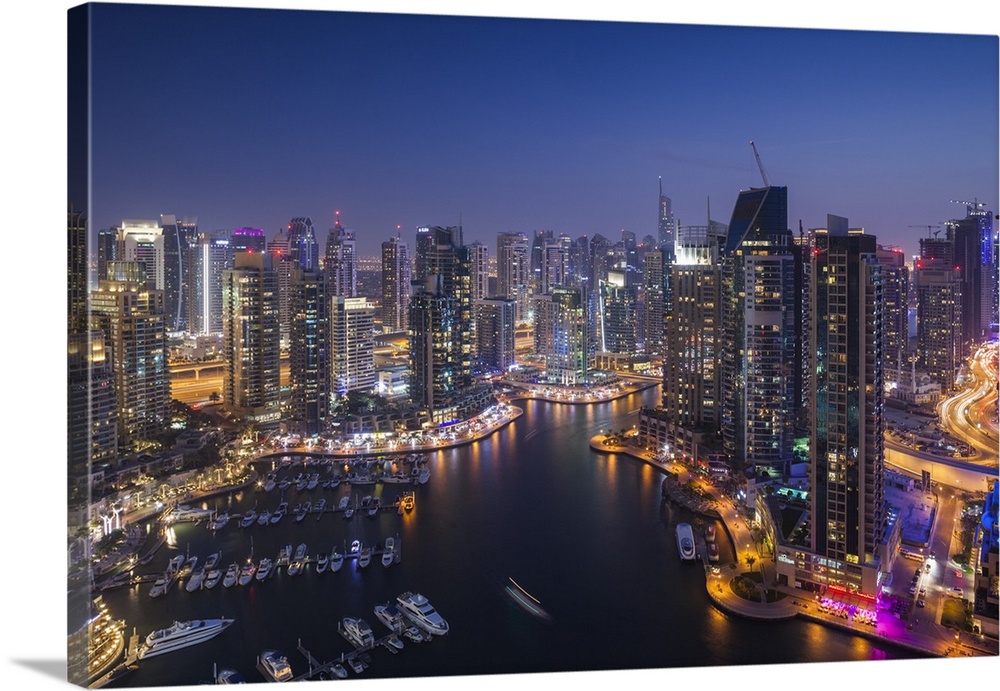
xmin=745 ymin=555 xmax=756 ymax=574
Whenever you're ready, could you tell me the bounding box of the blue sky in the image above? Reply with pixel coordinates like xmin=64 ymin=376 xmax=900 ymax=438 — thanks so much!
xmin=84 ymin=3 xmax=998 ymax=259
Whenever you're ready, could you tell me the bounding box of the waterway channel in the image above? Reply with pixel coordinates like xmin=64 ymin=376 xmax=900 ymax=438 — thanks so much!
xmin=97 ymin=387 xmax=928 ymax=687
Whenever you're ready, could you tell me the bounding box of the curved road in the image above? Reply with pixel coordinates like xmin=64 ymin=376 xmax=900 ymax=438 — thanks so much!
xmin=938 ymin=341 xmax=998 ymax=458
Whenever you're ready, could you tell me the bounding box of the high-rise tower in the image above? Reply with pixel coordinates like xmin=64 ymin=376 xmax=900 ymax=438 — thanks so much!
xmin=222 ymin=252 xmax=281 ymax=424
xmin=496 ymin=232 xmax=530 ymax=323
xmin=381 ymin=233 xmax=411 ymax=334
xmin=325 ymin=215 xmax=357 ymax=297
xmin=808 ymin=218 xmax=886 ymax=594
xmin=289 ymin=267 xmax=329 ymax=434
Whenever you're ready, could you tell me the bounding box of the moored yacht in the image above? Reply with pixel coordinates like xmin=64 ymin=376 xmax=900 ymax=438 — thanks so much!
xmin=340 ymin=617 xmax=375 ymax=648
xmin=238 ymin=561 xmax=256 ymax=586
xmin=259 ymin=650 xmax=293 ymax=682
xmin=396 ymin=592 xmax=449 ymax=635
xmin=240 ymin=510 xmax=257 ymax=528
xmin=204 ymin=568 xmax=223 ymax=590
xmin=382 ymin=537 xmax=395 ymax=567
xmin=216 ymin=668 xmax=246 ymax=684
xmin=676 ymin=522 xmax=696 ymax=561
xmin=255 ymin=558 xmax=273 ymax=581
xmin=185 ymin=567 xmax=206 ymax=592
xmin=374 ymin=602 xmax=404 ymax=631
xmin=330 ymin=548 xmax=344 ymax=573
xmin=136 ymin=618 xmax=233 ymax=659
xmin=357 ymin=546 xmax=372 ymax=569
xmin=316 ymin=552 xmax=328 ymax=573
xmin=223 ymin=563 xmax=240 ymax=588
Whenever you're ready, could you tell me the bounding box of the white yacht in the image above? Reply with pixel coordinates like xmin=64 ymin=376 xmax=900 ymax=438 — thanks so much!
xmin=222 ymin=563 xmax=240 ymax=588
xmin=316 ymin=552 xmax=328 ymax=573
xmin=238 ymin=561 xmax=256 ymax=586
xmin=676 ymin=523 xmax=696 ymax=561
xmin=204 ymin=551 xmax=222 ymax=571
xmin=396 ymin=592 xmax=449 ymax=635
xmin=259 ymin=650 xmax=293 ymax=683
xmin=330 ymin=548 xmax=344 ymax=573
xmin=416 ymin=466 xmax=430 ymax=485
xmin=210 ymin=513 xmax=230 ymax=531
xmin=240 ymin=510 xmax=257 ymax=528
xmin=374 ymin=602 xmax=404 ymax=631
xmin=293 ymin=543 xmax=307 ymax=561
xmin=256 ymin=510 xmax=271 ymax=526
xmin=185 ymin=567 xmax=206 ymax=592
xmin=277 ymin=544 xmax=292 ymax=567
xmin=307 ymin=473 xmax=320 ymax=490
xmin=255 ymin=558 xmax=273 ymax=581
xmin=330 ymin=663 xmax=348 ymax=679
xmin=204 ymin=568 xmax=223 ymax=590
xmin=179 ymin=556 xmax=198 ymax=579
xmin=340 ymin=617 xmax=375 ymax=648
xmin=357 ymin=546 xmax=372 ymax=569
xmin=337 ymin=496 xmax=351 ymax=511
xmin=216 ymin=668 xmax=246 ymax=684
xmin=136 ymin=618 xmax=233 ymax=659
xmin=382 ymin=538 xmax=395 ymax=568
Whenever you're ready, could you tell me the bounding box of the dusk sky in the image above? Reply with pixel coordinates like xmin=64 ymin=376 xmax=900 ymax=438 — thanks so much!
xmin=87 ymin=2 xmax=998 ymax=260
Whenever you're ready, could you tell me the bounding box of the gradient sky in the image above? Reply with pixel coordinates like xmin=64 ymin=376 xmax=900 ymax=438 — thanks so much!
xmin=88 ymin=4 xmax=998 ymax=260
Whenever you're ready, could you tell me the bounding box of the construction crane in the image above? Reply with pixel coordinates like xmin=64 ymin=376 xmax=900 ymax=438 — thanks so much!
xmin=750 ymin=140 xmax=771 ymax=187
xmin=908 ymin=224 xmax=941 ymax=239
xmin=950 ymin=199 xmax=987 ymax=216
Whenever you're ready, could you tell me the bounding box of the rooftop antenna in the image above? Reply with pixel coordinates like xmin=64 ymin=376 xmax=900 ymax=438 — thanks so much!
xmin=750 ymin=140 xmax=771 ymax=187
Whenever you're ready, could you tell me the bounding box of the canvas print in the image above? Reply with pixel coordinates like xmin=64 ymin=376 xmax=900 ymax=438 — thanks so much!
xmin=66 ymin=2 xmax=999 ymax=688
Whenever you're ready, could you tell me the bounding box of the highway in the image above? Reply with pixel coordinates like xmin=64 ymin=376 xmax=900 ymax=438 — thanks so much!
xmin=938 ymin=341 xmax=999 ymax=458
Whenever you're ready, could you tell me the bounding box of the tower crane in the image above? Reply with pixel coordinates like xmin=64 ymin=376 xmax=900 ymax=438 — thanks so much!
xmin=749 ymin=140 xmax=771 ymax=187
xmin=908 ymin=224 xmax=941 ymax=238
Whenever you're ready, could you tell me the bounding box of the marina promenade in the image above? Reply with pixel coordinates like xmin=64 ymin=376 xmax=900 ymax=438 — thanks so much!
xmin=589 ymin=435 xmax=999 ymax=660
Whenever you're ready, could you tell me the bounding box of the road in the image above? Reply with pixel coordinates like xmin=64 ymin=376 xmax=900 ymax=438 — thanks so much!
xmin=938 ymin=341 xmax=999 ymax=457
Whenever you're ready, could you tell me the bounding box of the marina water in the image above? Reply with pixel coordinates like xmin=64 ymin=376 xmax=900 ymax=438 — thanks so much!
xmin=99 ymin=388 xmax=925 ymax=686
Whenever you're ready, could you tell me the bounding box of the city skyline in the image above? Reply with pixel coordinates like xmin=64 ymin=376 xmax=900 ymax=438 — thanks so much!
xmin=85 ymin=3 xmax=998 ymax=261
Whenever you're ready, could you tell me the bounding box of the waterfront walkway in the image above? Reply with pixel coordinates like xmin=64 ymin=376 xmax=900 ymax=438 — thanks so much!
xmin=589 ymin=435 xmax=999 ymax=660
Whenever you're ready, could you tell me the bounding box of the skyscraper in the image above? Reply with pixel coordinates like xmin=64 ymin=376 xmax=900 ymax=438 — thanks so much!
xmin=117 ymin=219 xmax=163 ymax=292
xmin=68 ymin=330 xmax=118 ymax=481
xmin=231 ymin=227 xmax=267 ymax=254
xmin=876 ymin=245 xmax=909 ymax=388
xmin=288 ymin=217 xmax=319 ymax=272
xmin=642 ymin=249 xmax=664 ymax=356
xmin=222 ymin=252 xmax=281 ymax=424
xmin=475 ymin=298 xmax=516 ymax=373
xmin=329 ymin=296 xmax=376 ymax=396
xmin=808 ymin=218 xmax=886 ymax=595
xmin=90 ymin=261 xmax=170 ymax=449
xmin=532 ymin=287 xmax=589 ymax=385
xmin=268 ymin=228 xmax=294 ymax=347
xmin=659 ymin=224 xmax=722 ymax=459
xmin=720 ymin=185 xmax=800 ymax=476
xmin=945 ymin=201 xmax=994 ymax=358
xmin=598 ymin=270 xmax=636 ymax=354
xmin=68 ymin=205 xmax=89 ymax=332
xmin=496 ymin=232 xmax=530 ymax=323
xmin=381 ymin=234 xmax=411 ymax=334
xmin=289 ymin=267 xmax=329 ymax=434
xmin=658 ymin=176 xmax=675 ymax=250
xmin=325 ymin=216 xmax=357 ymax=297
xmin=469 ymin=241 xmax=490 ymax=301
xmin=185 ymin=231 xmax=231 ymax=336
xmin=915 ymin=259 xmax=963 ymax=393
xmin=159 ymin=214 xmax=198 ymax=333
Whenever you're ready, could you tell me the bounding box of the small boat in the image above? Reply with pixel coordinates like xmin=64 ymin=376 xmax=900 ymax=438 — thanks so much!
xmin=270 ymin=503 xmax=287 ymax=524
xmin=330 ymin=549 xmax=344 ymax=573
xmin=344 ymin=506 xmax=355 ymax=519
xmin=288 ymin=544 xmax=306 ymax=576
xmin=185 ymin=567 xmax=206 ymax=592
xmin=179 ymin=556 xmax=198 ymax=579
xmin=255 ymin=557 xmax=273 ymax=581
xmin=402 ymin=626 xmax=427 ymax=643
xmin=357 ymin=547 xmax=372 ymax=569
xmin=367 ymin=497 xmax=380 ymax=518
xmin=314 ymin=498 xmax=326 ymax=515
xmin=307 ymin=473 xmax=320 ymax=490
xmin=330 ymin=663 xmax=348 ymax=679
xmin=256 ymin=510 xmax=271 ymax=526
xmin=238 ymin=561 xmax=256 ymax=586
xmin=385 ymin=634 xmax=405 ymax=651
xmin=347 ymin=657 xmax=365 ymax=674
xmin=337 ymin=496 xmax=351 ymax=511
xmin=382 ymin=537 xmax=395 ymax=568
xmin=210 ymin=513 xmax=230 ymax=530
xmin=166 ymin=554 xmax=184 ymax=575
xmin=340 ymin=617 xmax=375 ymax=648
xmin=316 ymin=553 xmax=328 ymax=573
xmin=401 ymin=492 xmax=415 ymax=512
xmin=216 ymin=667 xmax=246 ymax=684
xmin=416 ymin=466 xmax=430 ymax=485
xmin=278 ymin=479 xmax=291 ymax=491
xmin=204 ymin=568 xmax=223 ymax=590
xmin=223 ymin=563 xmax=240 ymax=588
xmin=259 ymin=650 xmax=293 ymax=683
xmin=277 ymin=544 xmax=292 ymax=567
xmin=676 ymin=522 xmax=696 ymax=561
xmin=328 ymin=476 xmax=341 ymax=489
xmin=349 ymin=539 xmax=361 ymax=554
xmin=295 ymin=502 xmax=311 ymax=522
xmin=149 ymin=574 xmax=169 ymax=598
xmin=263 ymin=474 xmax=277 ymax=492
xmin=293 ymin=543 xmax=307 ymax=561
xmin=204 ymin=551 xmax=222 ymax=571
xmin=240 ymin=510 xmax=257 ymax=528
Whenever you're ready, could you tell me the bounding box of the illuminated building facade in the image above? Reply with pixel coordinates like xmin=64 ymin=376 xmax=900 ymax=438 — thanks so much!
xmin=381 ymin=234 xmax=411 ymax=333
xmin=325 ymin=216 xmax=357 ymax=297
xmin=222 ymin=252 xmax=281 ymax=424
xmin=289 ymin=267 xmax=329 ymax=434
xmin=329 ymin=296 xmax=376 ymax=396
xmin=915 ymin=261 xmax=962 ymax=393
xmin=185 ymin=231 xmax=231 ymax=336
xmin=496 ymin=232 xmax=531 ymax=323
xmin=807 ymin=218 xmax=886 ymax=595
xmin=89 ymin=262 xmax=170 ymax=449
xmin=475 ymin=297 xmax=516 ymax=373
